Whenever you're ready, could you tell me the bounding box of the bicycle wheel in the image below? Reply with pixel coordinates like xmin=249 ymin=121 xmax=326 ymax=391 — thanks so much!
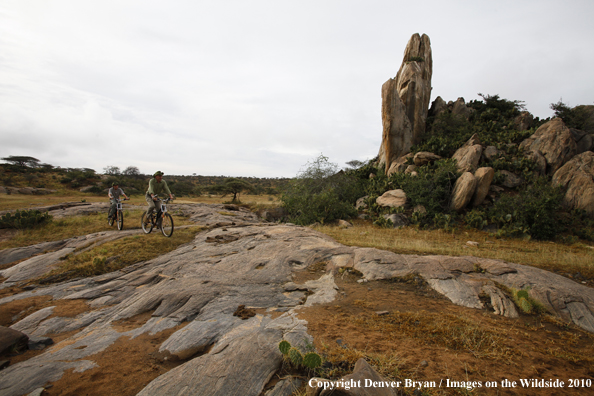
xmin=141 ymin=212 xmax=153 ymax=234
xmin=160 ymin=213 xmax=174 ymax=237
xmin=117 ymin=210 xmax=124 ymax=230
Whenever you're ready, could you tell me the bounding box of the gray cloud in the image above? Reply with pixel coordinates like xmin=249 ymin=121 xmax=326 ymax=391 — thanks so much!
xmin=1 ymin=0 xmax=593 ymax=177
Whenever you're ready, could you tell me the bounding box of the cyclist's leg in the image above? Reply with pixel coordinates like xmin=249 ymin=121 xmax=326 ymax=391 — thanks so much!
xmin=155 ymin=199 xmax=163 ymax=221
xmin=145 ymin=195 xmax=156 ymax=223
xmin=109 ymin=200 xmax=117 ymax=218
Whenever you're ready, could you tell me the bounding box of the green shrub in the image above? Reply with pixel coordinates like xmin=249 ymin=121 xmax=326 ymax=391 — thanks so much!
xmin=281 ymin=155 xmax=363 ymax=225
xmin=488 ymin=177 xmax=564 ymax=240
xmin=0 ymin=210 xmax=52 ymax=229
xmin=465 ymin=209 xmax=488 ymax=230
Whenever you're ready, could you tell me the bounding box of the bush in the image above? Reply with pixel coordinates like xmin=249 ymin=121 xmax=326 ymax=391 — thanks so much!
xmin=366 ymin=159 xmax=459 ymax=227
xmin=488 ymin=177 xmax=565 ymax=240
xmin=281 ymin=155 xmax=363 ymax=225
xmin=0 ymin=210 xmax=52 ymax=229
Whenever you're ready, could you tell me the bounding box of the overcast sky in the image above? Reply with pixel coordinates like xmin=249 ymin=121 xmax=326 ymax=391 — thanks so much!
xmin=1 ymin=0 xmax=593 ymax=177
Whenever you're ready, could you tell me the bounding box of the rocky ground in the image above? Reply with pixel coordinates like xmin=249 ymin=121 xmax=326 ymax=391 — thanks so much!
xmin=1 ymin=203 xmax=594 ymax=396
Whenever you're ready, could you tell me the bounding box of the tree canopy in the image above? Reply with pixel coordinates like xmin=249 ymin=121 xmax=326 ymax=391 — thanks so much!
xmin=1 ymin=156 xmax=40 ymax=168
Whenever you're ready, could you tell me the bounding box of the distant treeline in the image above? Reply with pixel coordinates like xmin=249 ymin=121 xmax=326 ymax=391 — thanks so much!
xmin=0 ymin=158 xmax=289 ymax=197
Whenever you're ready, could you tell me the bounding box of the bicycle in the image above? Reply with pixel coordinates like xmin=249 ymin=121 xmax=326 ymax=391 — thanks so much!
xmin=108 ymin=197 xmax=129 ymax=231
xmin=141 ymin=196 xmax=174 ymax=237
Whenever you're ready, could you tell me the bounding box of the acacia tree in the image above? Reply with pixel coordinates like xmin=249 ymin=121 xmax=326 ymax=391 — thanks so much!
xmin=103 ymin=165 xmax=121 ymax=175
xmin=1 ymin=156 xmax=40 ymax=168
xmin=122 ymin=166 xmax=140 ymax=176
xmin=209 ymin=178 xmax=255 ymax=203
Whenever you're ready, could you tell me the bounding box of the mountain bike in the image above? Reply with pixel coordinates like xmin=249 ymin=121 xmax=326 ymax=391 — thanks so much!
xmin=141 ymin=196 xmax=174 ymax=237
xmin=108 ymin=197 xmax=129 ymax=231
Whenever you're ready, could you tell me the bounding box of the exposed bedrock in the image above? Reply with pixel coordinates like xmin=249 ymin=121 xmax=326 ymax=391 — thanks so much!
xmin=1 ymin=205 xmax=594 ymax=395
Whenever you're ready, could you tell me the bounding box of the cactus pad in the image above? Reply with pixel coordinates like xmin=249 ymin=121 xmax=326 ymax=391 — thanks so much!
xmin=279 ymin=340 xmax=291 ymax=355
xmin=516 ymin=290 xmax=529 ymax=300
xmin=519 ymin=297 xmax=532 ymax=313
xmin=303 ymin=352 xmax=322 ymax=369
xmin=288 ymin=347 xmax=303 ymax=366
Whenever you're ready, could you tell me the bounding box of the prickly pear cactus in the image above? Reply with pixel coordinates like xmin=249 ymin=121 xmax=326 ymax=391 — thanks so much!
xmin=288 ymin=347 xmax=303 ymax=366
xmin=279 ymin=340 xmax=291 ymax=355
xmin=516 ymin=290 xmax=529 ymax=300
xmin=518 ymin=297 xmax=532 ymax=313
xmin=303 ymin=352 xmax=322 ymax=369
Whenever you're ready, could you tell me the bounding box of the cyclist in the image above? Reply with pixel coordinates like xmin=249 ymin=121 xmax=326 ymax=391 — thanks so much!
xmin=145 ymin=171 xmax=174 ymax=223
xmin=108 ymin=181 xmax=129 ymax=220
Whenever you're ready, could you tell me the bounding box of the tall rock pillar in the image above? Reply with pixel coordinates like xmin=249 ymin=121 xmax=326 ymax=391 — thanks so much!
xmin=378 ymin=33 xmax=433 ymax=172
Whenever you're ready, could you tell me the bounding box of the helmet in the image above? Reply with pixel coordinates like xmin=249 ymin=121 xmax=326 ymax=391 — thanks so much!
xmin=112 ymin=181 xmax=119 ymax=187
xmin=153 ymin=171 xmax=164 ymax=177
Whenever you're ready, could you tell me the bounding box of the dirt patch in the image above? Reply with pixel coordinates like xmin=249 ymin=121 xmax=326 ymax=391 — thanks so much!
xmin=0 ymin=296 xmax=92 ymax=327
xmin=295 ymin=272 xmax=594 ymax=395
xmin=112 ymin=311 xmax=155 ymax=333
xmin=44 ymin=325 xmax=186 ymax=396
xmin=0 ymin=295 xmax=53 ymax=326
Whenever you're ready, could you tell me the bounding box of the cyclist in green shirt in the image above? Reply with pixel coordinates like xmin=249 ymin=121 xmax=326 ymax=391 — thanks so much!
xmin=145 ymin=171 xmax=174 ymax=222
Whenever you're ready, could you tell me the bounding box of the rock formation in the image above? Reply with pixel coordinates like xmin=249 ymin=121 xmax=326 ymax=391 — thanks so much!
xmin=519 ymin=118 xmax=577 ymax=174
xmin=452 ymin=134 xmax=483 ymax=173
xmin=376 ymin=190 xmax=407 ymax=208
xmin=450 ymin=172 xmax=477 ymax=212
xmin=378 ymin=33 xmax=432 ymax=172
xmin=471 ymin=167 xmax=495 ymax=207
xmin=552 ymin=151 xmax=594 ymax=216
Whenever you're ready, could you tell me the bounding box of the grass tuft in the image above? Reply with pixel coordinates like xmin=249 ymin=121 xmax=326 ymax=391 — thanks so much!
xmin=35 ymin=227 xmax=203 ymax=284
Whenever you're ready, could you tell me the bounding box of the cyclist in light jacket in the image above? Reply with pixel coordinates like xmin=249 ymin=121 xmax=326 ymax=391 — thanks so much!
xmin=145 ymin=171 xmax=174 ymax=222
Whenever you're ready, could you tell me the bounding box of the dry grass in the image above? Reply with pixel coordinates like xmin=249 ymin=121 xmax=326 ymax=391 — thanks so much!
xmin=315 ymin=221 xmax=594 ymax=282
xmin=0 ymin=210 xmax=193 ymax=250
xmin=35 ymin=226 xmax=203 ymax=284
xmin=176 ymin=194 xmax=279 ymax=206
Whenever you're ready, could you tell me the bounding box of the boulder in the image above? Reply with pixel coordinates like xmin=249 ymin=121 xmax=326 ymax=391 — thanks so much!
xmin=404 ymin=165 xmax=417 ymax=175
xmin=552 ymin=151 xmax=594 ymax=216
xmin=386 ymin=154 xmax=412 ymax=176
xmin=355 ymin=196 xmax=369 ymax=210
xmin=482 ymin=146 xmax=499 ymax=162
xmin=413 ymin=205 xmax=426 ymax=214
xmin=498 ymin=170 xmax=523 ymax=188
xmin=452 ymin=134 xmax=483 ymax=172
xmin=451 ymin=97 xmax=473 ymax=119
xmin=450 ymin=172 xmax=477 ymax=212
xmin=376 ymin=190 xmax=407 ymax=208
xmin=378 ymin=33 xmax=432 ymax=172
xmin=513 ymin=111 xmax=534 ymax=131
xmin=519 ymin=118 xmax=577 ymax=174
xmin=382 ymin=214 xmax=409 ymax=228
xmin=570 ymin=128 xmax=593 ymax=154
xmin=413 ymin=151 xmax=441 ymax=166
xmin=428 ymin=96 xmax=447 ymax=117
xmin=338 ymin=220 xmax=353 ymax=229
xmin=472 ymin=167 xmax=495 ymax=207
xmin=0 ymin=326 xmax=28 ymax=355
xmin=526 ymin=150 xmax=547 ymax=175
xmin=318 ymin=358 xmax=397 ymax=396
